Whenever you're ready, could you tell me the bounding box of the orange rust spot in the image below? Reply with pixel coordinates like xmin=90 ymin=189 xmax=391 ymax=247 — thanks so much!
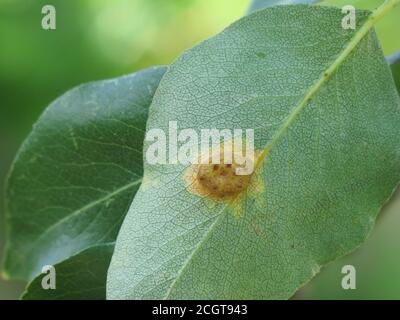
xmin=184 ymin=142 xmax=262 ymax=203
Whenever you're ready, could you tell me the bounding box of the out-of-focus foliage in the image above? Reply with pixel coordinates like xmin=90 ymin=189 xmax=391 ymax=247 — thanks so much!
xmin=299 ymin=190 xmax=400 ymax=299
xmin=388 ymin=52 xmax=400 ymax=92
xmin=0 ymin=0 xmax=248 ymax=143
xmin=248 ymin=0 xmax=320 ymax=14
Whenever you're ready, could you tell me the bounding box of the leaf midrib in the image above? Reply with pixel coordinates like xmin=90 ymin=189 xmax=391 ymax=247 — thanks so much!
xmin=256 ymin=0 xmax=399 ymax=168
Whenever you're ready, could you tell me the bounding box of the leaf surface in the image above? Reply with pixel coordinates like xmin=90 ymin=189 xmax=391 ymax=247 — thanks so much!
xmin=107 ymin=5 xmax=400 ymax=299
xmin=3 ymin=66 xmax=167 ymax=281
xmin=22 ymin=244 xmax=114 ymax=300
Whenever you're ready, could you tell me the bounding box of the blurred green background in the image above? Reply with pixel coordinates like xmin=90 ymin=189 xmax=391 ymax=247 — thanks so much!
xmin=0 ymin=0 xmax=399 ymax=299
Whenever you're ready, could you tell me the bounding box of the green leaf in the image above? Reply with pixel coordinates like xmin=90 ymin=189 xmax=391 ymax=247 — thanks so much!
xmin=22 ymin=243 xmax=114 ymax=300
xmin=107 ymin=5 xmax=400 ymax=299
xmin=247 ymin=0 xmax=320 ymax=14
xmin=3 ymin=66 xmax=167 ymax=281
xmin=388 ymin=51 xmax=400 ymax=93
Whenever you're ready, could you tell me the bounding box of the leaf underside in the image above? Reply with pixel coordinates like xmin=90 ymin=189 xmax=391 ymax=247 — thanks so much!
xmin=107 ymin=5 xmax=400 ymax=299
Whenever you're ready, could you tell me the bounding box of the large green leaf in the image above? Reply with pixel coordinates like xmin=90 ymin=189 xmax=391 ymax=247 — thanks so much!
xmin=21 ymin=56 xmax=399 ymax=302
xmin=22 ymin=243 xmax=114 ymax=300
xmin=3 ymin=66 xmax=167 ymax=281
xmin=247 ymin=0 xmax=320 ymax=14
xmin=107 ymin=5 xmax=400 ymax=299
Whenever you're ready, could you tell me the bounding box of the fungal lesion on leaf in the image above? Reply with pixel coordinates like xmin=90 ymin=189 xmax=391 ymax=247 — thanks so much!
xmin=184 ymin=140 xmax=264 ymax=209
